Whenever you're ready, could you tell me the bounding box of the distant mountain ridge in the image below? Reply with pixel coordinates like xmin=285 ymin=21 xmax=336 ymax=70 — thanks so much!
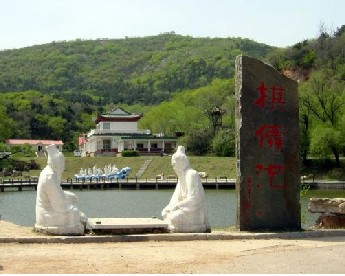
xmin=0 ymin=33 xmax=274 ymax=105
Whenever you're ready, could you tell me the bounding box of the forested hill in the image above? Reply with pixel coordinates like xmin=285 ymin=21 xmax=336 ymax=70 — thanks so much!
xmin=1 ymin=26 xmax=345 ymax=158
xmin=0 ymin=33 xmax=273 ymax=105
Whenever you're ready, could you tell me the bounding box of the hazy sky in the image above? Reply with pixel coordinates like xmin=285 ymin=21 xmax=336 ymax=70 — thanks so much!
xmin=1 ymin=0 xmax=344 ymax=50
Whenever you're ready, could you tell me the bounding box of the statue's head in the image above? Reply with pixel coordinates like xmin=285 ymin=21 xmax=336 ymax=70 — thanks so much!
xmin=171 ymin=145 xmax=190 ymax=172
xmin=46 ymin=144 xmax=65 ymax=175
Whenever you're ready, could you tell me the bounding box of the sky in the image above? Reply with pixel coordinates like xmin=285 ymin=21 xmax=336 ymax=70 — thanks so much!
xmin=0 ymin=0 xmax=344 ymax=50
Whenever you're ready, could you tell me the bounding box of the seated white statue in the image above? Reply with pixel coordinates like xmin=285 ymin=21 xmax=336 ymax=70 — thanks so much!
xmin=35 ymin=144 xmax=87 ymax=235
xmin=161 ymin=146 xmax=210 ymax=233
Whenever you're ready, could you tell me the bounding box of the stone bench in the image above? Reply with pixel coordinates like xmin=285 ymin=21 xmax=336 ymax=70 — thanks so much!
xmin=308 ymin=198 xmax=345 ymax=229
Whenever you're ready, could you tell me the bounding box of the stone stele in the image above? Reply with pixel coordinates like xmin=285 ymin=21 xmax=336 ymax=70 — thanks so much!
xmin=235 ymin=55 xmax=301 ymax=231
xmin=35 ymin=144 xmax=87 ymax=235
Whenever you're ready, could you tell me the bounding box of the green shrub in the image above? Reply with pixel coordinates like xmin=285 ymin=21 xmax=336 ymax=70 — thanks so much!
xmin=327 ymin=168 xmax=345 ymax=180
xmin=211 ymin=128 xmax=235 ymax=157
xmin=121 ymin=150 xmax=139 ymax=157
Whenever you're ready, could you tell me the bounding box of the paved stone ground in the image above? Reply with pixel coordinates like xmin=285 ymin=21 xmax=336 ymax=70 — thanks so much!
xmin=1 ymin=220 xmax=345 ymax=274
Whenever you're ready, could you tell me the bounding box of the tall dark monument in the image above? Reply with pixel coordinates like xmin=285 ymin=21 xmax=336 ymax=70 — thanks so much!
xmin=235 ymin=55 xmax=301 ymax=231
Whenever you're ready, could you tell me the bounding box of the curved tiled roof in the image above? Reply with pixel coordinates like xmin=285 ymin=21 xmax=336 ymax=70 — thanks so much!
xmin=94 ymin=107 xmax=143 ymax=123
xmin=6 ymin=139 xmax=63 ymax=145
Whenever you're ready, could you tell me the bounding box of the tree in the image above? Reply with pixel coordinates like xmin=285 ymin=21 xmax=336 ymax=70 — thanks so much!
xmin=48 ymin=116 xmax=68 ymax=139
xmin=334 ymin=25 xmax=345 ymax=37
xmin=211 ymin=128 xmax=235 ymax=157
xmin=299 ymin=70 xmax=345 ymax=166
xmin=300 ymin=70 xmax=344 ymax=126
xmin=184 ymin=128 xmax=213 ymax=156
xmin=0 ymin=106 xmax=15 ymax=141
xmin=310 ymin=124 xmax=345 ymax=167
xmin=299 ymin=106 xmax=311 ymax=165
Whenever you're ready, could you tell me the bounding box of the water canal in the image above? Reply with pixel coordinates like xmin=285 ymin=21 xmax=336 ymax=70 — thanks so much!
xmin=1 ymin=189 xmax=344 ymax=230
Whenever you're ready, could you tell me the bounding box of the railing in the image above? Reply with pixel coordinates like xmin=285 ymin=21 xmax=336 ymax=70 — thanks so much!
xmin=4 ymin=178 xmax=345 ymax=192
xmin=0 ymin=178 xmax=39 ymax=192
xmin=87 ymin=129 xmax=151 ymax=136
xmin=0 ymin=178 xmax=38 ymax=184
xmin=0 ymin=177 xmax=236 ymax=192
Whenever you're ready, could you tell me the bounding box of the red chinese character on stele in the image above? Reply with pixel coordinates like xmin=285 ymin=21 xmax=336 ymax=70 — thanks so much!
xmin=255 ymin=124 xmax=284 ymax=151
xmin=255 ymin=163 xmax=286 ymax=189
xmin=254 ymin=81 xmax=285 ymax=110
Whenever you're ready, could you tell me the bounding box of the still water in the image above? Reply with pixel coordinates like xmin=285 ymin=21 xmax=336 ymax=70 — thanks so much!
xmin=1 ymin=189 xmax=344 ymax=229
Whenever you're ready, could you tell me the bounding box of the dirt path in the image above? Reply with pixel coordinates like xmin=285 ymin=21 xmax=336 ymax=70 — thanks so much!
xmin=1 ymin=220 xmax=345 ymax=274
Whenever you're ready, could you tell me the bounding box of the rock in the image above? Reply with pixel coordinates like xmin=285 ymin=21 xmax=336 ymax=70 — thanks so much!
xmin=308 ymin=198 xmax=345 ymax=215
xmin=313 ymin=214 xmax=345 ymax=229
xmin=308 ymin=198 xmax=345 ymax=229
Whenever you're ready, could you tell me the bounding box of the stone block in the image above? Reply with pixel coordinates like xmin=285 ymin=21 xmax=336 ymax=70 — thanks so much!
xmin=308 ymin=198 xmax=345 ymax=214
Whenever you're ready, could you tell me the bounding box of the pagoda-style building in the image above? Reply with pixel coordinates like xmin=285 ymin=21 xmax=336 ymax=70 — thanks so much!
xmin=79 ymin=107 xmax=177 ymax=157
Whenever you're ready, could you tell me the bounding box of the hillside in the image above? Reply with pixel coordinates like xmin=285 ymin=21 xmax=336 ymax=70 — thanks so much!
xmin=1 ymin=26 xmax=344 ymax=162
xmin=0 ymin=34 xmax=273 ymax=150
xmin=0 ymin=33 xmax=273 ymax=105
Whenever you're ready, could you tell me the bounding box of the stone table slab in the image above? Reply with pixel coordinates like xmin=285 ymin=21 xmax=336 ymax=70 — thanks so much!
xmin=86 ymin=217 xmax=169 ymax=234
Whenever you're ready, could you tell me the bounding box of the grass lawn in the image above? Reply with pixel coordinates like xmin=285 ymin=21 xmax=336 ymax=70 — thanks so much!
xmin=10 ymin=156 xmax=236 ymax=180
xmin=2 ymin=155 xmax=345 ymax=181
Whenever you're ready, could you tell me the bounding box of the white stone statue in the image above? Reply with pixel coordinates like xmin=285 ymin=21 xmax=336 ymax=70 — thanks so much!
xmin=161 ymin=145 xmax=210 ymax=233
xmin=97 ymin=168 xmax=103 ymax=175
xmin=112 ymin=164 xmax=119 ymax=173
xmin=87 ymin=168 xmax=92 ymax=176
xmin=35 ymin=144 xmax=87 ymax=235
xmin=79 ymin=168 xmax=85 ymax=176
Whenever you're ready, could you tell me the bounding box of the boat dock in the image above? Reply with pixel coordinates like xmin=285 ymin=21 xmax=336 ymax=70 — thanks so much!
xmin=2 ymin=178 xmax=345 ymax=193
xmin=0 ymin=177 xmax=236 ymax=192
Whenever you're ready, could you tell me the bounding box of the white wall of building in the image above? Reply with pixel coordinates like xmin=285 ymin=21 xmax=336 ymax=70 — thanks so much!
xmin=98 ymin=121 xmax=138 ymax=131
